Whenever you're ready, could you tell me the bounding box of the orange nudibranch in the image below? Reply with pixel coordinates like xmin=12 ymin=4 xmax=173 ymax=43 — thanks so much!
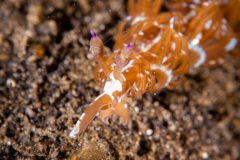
xmin=69 ymin=0 xmax=239 ymax=138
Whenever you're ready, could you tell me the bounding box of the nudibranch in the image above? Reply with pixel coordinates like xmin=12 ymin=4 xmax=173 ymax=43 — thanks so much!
xmin=70 ymin=31 xmax=156 ymax=138
xmin=69 ymin=0 xmax=239 ymax=138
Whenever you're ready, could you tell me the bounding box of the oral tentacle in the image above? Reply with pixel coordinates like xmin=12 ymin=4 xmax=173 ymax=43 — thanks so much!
xmin=114 ymin=97 xmax=130 ymax=125
xmin=100 ymin=108 xmax=115 ymax=125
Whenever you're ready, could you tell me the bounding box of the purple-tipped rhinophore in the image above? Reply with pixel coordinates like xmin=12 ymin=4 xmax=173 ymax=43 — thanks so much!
xmin=126 ymin=42 xmax=133 ymax=50
xmin=90 ymin=31 xmax=97 ymax=38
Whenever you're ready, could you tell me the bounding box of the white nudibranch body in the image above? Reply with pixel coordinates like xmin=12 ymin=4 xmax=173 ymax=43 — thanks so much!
xmin=103 ymin=72 xmax=123 ymax=100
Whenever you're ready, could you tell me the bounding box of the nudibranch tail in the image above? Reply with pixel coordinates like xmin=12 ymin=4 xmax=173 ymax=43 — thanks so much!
xmin=69 ymin=93 xmax=112 ymax=138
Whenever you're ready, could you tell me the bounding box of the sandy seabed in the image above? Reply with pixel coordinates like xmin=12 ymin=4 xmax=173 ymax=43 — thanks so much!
xmin=0 ymin=0 xmax=240 ymax=159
